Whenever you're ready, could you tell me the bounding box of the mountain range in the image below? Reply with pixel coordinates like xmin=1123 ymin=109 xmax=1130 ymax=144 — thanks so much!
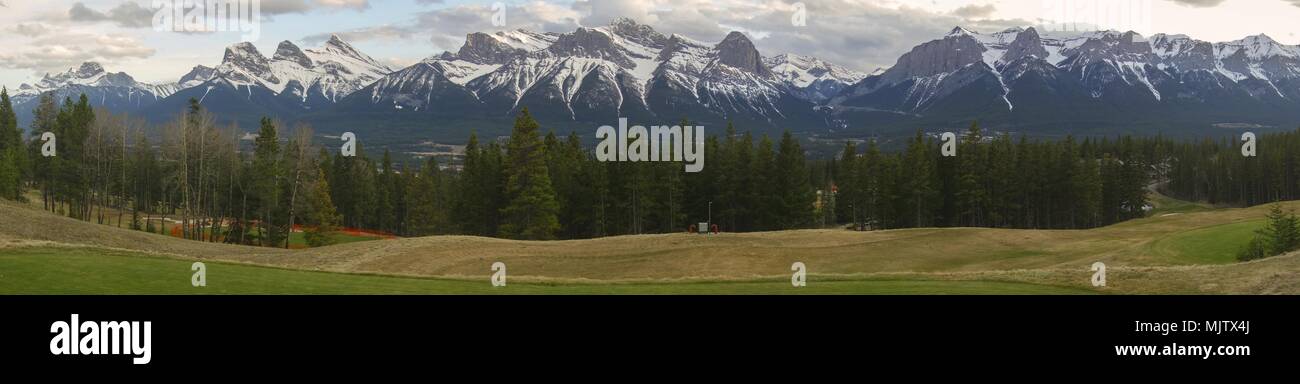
xmin=9 ymin=18 xmax=1300 ymax=146
xmin=831 ymin=27 xmax=1300 ymax=137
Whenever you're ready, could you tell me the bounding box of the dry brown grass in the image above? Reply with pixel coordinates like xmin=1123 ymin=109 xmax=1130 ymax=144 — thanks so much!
xmin=4 ymin=198 xmax=1299 ymax=294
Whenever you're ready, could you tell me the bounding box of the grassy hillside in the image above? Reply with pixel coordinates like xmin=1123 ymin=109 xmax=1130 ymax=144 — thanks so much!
xmin=0 ymin=247 xmax=1093 ymax=295
xmin=2 ymin=195 xmax=1298 ymax=295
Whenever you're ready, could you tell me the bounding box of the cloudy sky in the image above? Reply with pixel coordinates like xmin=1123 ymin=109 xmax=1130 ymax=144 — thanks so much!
xmin=3 ymin=0 xmax=1300 ymax=90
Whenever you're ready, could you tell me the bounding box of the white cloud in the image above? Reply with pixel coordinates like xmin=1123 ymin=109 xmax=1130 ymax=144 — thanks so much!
xmin=11 ymin=22 xmax=54 ymax=37
xmin=68 ymin=2 xmax=154 ymax=28
xmin=261 ymin=0 xmax=372 ymax=15
xmin=0 ymin=32 xmax=154 ymax=75
xmin=1165 ymin=0 xmax=1227 ymax=7
xmin=305 ymin=1 xmax=581 ymax=52
xmin=294 ymin=0 xmax=1038 ymax=72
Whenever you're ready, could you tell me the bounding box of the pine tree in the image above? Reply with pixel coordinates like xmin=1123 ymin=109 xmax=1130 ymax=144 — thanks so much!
xmin=717 ymin=122 xmax=741 ymax=231
xmin=0 ymin=87 xmax=22 ymax=200
xmin=1260 ymin=203 xmax=1300 ymax=256
xmin=376 ymin=150 xmax=395 ymax=232
xmin=835 ymin=140 xmax=858 ymax=226
xmin=499 ymin=108 xmax=560 ymax=240
xmin=252 ymin=117 xmax=283 ymax=247
xmin=455 ymin=133 xmax=485 ymax=235
xmin=775 ymin=130 xmax=813 ymax=229
xmin=732 ymin=131 xmax=756 ymax=231
xmin=304 ymin=167 xmax=341 ymax=247
xmin=751 ymin=135 xmax=778 ymax=230
xmin=902 ymin=130 xmax=936 ymax=227
xmin=348 ymin=144 xmax=379 ymax=229
xmin=955 ymin=121 xmax=987 ymax=226
xmin=30 ymin=92 xmax=57 ymax=211
xmin=1074 ymin=145 xmax=1103 ymax=228
xmin=407 ymin=155 xmax=450 ymax=236
xmin=985 ymin=133 xmax=1017 ymax=227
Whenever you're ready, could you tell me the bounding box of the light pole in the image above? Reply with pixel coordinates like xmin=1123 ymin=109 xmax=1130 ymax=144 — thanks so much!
xmin=708 ymin=201 xmax=712 ymax=229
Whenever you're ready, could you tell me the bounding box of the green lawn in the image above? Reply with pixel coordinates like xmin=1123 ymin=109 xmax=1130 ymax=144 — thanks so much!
xmin=286 ymin=231 xmax=382 ymax=248
xmin=1148 ymin=191 xmax=1215 ymax=216
xmin=1149 ymin=219 xmax=1264 ymax=264
xmin=0 ymin=247 xmax=1095 ymax=295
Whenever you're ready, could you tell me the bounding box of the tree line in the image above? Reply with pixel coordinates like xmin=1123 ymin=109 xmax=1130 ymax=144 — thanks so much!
xmin=1163 ymin=130 xmax=1300 ymax=207
xmin=5 ymin=88 xmax=1264 ymax=247
xmin=820 ymin=122 xmax=1151 ymax=230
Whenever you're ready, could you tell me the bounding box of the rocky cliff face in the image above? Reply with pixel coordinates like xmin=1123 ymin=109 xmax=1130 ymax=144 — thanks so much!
xmin=715 ymin=32 xmax=772 ymax=77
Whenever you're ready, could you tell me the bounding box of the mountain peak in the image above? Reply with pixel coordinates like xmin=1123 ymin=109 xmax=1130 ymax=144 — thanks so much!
xmin=608 ymin=17 xmax=667 ymax=48
xmin=321 ymin=35 xmax=363 ymax=57
xmin=178 ymin=65 xmax=216 ymax=88
xmin=948 ymin=26 xmax=974 ymax=37
xmin=223 ymin=42 xmax=267 ymax=63
xmin=721 ymin=31 xmax=752 ymax=44
xmin=1153 ymin=33 xmax=1191 ymax=42
xmin=1242 ymin=33 xmax=1278 ymax=44
xmin=274 ymin=40 xmax=313 ymax=68
xmin=13 ymin=61 xmax=163 ymax=102
xmin=548 ymin=27 xmax=637 ymax=67
xmin=1222 ymin=33 xmax=1298 ymax=60
xmin=74 ymin=62 xmax=106 ymax=78
xmin=457 ymin=32 xmax=525 ymax=64
xmin=715 ymin=31 xmax=771 ymax=76
xmin=611 ymin=17 xmax=641 ymax=28
xmin=221 ymin=42 xmax=274 ymax=83
xmin=1002 ymin=27 xmax=1050 ymax=64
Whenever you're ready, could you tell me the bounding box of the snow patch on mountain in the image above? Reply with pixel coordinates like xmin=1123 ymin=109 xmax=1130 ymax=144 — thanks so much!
xmin=365 ymin=18 xmax=852 ymax=121
xmin=12 ymin=62 xmax=175 ymax=105
xmin=191 ymin=35 xmax=393 ymax=104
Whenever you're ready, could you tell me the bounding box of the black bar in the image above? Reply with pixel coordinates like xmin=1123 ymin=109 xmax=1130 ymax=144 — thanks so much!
xmin=0 ymin=295 xmax=1293 ymax=372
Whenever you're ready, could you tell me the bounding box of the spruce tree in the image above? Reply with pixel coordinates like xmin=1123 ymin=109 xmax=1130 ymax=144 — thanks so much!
xmin=835 ymin=140 xmax=858 ymax=225
xmin=377 ymin=149 xmax=395 ymax=232
xmin=1261 ymin=203 xmax=1300 ymax=256
xmin=304 ymin=167 xmax=341 ymax=247
xmin=775 ymin=130 xmax=813 ymax=229
xmin=499 ymin=108 xmax=560 ymax=240
xmin=0 ymin=88 xmax=21 ymax=200
xmin=455 ymin=133 xmax=486 ymax=235
xmin=751 ymin=135 xmax=778 ymax=230
xmin=902 ymin=130 xmax=936 ymax=227
xmin=252 ymin=117 xmax=283 ymax=246
xmin=955 ymin=121 xmax=986 ymax=226
xmin=407 ymin=155 xmax=450 ymax=236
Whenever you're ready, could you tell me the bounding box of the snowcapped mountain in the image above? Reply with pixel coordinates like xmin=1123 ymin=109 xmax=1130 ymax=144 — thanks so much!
xmin=832 ymin=26 xmax=1300 ymax=134
xmin=15 ymin=20 xmax=1299 ymax=143
xmin=9 ymin=62 xmax=176 ymax=127
xmin=766 ymin=53 xmax=869 ymax=102
xmin=136 ymin=35 xmax=393 ymax=126
xmin=183 ymin=35 xmax=392 ymax=107
xmin=333 ymin=18 xmax=850 ymax=133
